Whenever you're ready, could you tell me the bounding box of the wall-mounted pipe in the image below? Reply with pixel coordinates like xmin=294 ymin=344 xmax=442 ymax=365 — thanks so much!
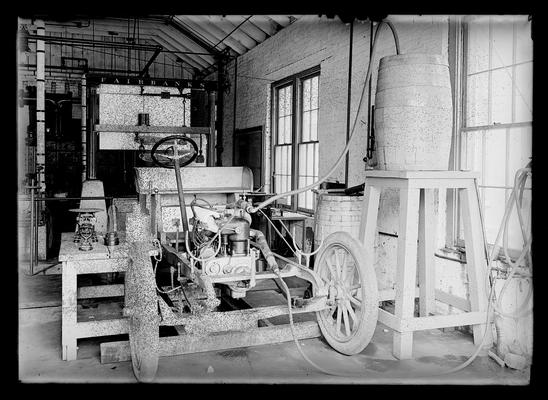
xmin=81 ymin=74 xmax=87 ymax=181
xmin=35 ymin=19 xmax=45 ymax=195
xmin=344 ymin=20 xmax=354 ymax=187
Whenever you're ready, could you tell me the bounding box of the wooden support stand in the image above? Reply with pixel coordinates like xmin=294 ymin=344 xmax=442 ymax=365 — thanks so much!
xmin=358 ymin=171 xmax=492 ymax=359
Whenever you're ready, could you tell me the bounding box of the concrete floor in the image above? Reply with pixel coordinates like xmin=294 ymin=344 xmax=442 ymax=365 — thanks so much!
xmin=18 ymin=272 xmax=530 ymax=384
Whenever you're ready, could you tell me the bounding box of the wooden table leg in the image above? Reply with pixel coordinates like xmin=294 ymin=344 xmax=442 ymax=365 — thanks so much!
xmin=460 ymin=184 xmax=492 ymax=347
xmin=393 ymin=187 xmax=420 ymax=359
xmin=418 ymin=189 xmax=436 ymax=317
xmin=62 ymin=261 xmax=78 ymax=361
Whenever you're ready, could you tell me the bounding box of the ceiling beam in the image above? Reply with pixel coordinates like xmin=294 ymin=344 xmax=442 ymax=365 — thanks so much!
xmin=164 ymin=16 xmax=224 ymax=57
xmin=174 ymin=15 xmax=243 ymax=55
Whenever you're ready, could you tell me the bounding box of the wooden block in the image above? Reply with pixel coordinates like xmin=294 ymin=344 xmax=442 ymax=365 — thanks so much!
xmin=77 ymin=284 xmax=125 ymax=299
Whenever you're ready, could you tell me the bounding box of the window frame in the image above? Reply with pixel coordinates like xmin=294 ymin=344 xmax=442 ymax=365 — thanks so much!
xmin=271 ymin=66 xmax=320 ymax=214
xmin=451 ymin=15 xmax=532 ymax=257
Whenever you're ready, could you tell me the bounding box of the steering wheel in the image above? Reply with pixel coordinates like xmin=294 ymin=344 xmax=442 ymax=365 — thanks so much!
xmin=150 ymin=135 xmax=199 ymax=169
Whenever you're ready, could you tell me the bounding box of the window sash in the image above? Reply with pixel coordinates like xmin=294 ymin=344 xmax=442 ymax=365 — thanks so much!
xmin=271 ymin=68 xmax=320 ymax=212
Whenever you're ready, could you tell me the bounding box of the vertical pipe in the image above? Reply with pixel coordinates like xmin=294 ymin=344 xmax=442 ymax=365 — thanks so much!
xmin=344 ymin=20 xmax=354 ymax=187
xmin=34 ymin=194 xmax=39 ymax=265
xmin=208 ymin=91 xmax=216 ymax=166
xmin=35 ymin=19 xmax=46 ymax=195
xmin=88 ymin=83 xmax=97 ymax=179
xmin=232 ymin=57 xmax=238 ymax=143
xmin=81 ymin=74 xmax=87 ymax=181
xmin=29 ymin=179 xmax=35 ymax=275
xmin=216 ymin=58 xmax=224 ymax=166
xmin=35 ymin=19 xmax=46 ymax=263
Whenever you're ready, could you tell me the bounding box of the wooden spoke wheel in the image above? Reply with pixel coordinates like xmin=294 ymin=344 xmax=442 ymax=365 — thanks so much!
xmin=315 ymin=231 xmax=378 ymax=355
xmin=126 ymin=242 xmax=160 ymax=382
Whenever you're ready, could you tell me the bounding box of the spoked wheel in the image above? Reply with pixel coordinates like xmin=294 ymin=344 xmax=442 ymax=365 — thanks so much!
xmin=315 ymin=231 xmax=378 ymax=355
xmin=126 ymin=242 xmax=160 ymax=382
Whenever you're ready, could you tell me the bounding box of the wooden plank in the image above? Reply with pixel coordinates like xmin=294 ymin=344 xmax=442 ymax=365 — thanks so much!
xmin=378 ymin=308 xmax=402 ymax=331
xmin=393 ymin=187 xmax=420 ymax=359
xmin=364 ymin=170 xmax=480 ymax=180
xmin=75 ymin=319 xmax=129 ymax=338
xmin=71 ymin=259 xmax=129 ymax=274
xmin=61 ymin=261 xmax=77 ymax=361
xmin=418 ymin=189 xmax=436 ymax=316
xmin=77 ymin=284 xmax=125 ymax=299
xmin=435 ymin=289 xmax=471 ymax=312
xmin=94 ymin=124 xmax=210 ymax=134
xmin=100 ymin=320 xmax=321 ymax=364
xmin=358 ymin=184 xmax=381 ymax=250
xmin=402 ymin=311 xmax=489 ymax=332
xmin=379 ymin=287 xmax=420 ymax=301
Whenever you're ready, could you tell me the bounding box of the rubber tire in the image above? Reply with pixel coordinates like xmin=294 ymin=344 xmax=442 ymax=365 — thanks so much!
xmin=129 ymin=315 xmax=159 ymax=383
xmin=315 ymin=231 xmax=379 ymax=355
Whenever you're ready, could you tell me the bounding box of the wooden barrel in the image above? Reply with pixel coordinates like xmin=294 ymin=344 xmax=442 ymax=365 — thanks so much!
xmin=374 ymin=53 xmax=452 ymax=171
xmin=313 ymin=194 xmax=363 ymax=249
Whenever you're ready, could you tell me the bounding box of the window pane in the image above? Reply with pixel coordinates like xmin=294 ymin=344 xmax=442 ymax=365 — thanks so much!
xmin=284 ymin=115 xmax=292 ymax=143
xmin=466 ymin=72 xmax=489 ymax=127
xmin=484 ymin=128 xmax=507 ymax=187
xmin=515 ymin=19 xmax=533 ymax=63
xmin=274 ymin=147 xmax=282 ymax=194
xmin=467 ymin=20 xmax=490 ymax=74
xmin=507 ymin=126 xmax=532 ymax=188
xmin=278 ymin=117 xmax=285 ymax=144
xmin=310 ymin=109 xmax=318 ymax=141
xmin=491 ymin=20 xmax=514 ymax=69
xmin=285 ymin=86 xmax=293 ymax=117
xmin=298 ymin=177 xmax=306 ymax=206
xmin=483 ymin=187 xmax=507 ymax=244
xmin=311 ymin=76 xmax=319 ymax=110
xmin=461 ymin=130 xmax=484 ymax=186
xmin=303 ymin=79 xmax=311 ymax=112
xmin=514 ymin=62 xmax=533 ymax=123
xmin=278 ymin=88 xmax=286 ymax=117
xmin=490 ymin=67 xmax=513 ymax=124
xmin=302 ymin=111 xmax=310 ymax=142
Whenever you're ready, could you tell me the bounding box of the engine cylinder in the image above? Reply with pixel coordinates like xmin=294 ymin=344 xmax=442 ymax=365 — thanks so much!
xmin=221 ymin=217 xmax=250 ymax=255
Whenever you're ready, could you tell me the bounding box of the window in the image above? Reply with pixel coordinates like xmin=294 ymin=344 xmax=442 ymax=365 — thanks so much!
xmin=272 ymin=68 xmax=320 ymax=212
xmin=458 ymin=16 xmax=532 ymax=252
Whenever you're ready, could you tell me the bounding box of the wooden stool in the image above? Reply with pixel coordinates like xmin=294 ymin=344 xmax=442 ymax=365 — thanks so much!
xmin=358 ymin=171 xmax=492 ymax=359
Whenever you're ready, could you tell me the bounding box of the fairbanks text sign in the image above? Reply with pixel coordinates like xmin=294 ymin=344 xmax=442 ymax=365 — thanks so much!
xmin=86 ymin=75 xmax=218 ymax=91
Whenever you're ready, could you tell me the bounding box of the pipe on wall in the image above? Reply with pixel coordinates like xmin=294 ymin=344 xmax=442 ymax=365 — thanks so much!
xmin=35 ymin=19 xmax=45 ymax=195
xmin=344 ymin=20 xmax=354 ymax=187
xmin=81 ymin=74 xmax=87 ymax=181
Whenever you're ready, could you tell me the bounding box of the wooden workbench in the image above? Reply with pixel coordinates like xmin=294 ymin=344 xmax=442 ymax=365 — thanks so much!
xmin=59 ymin=232 xmax=157 ymax=361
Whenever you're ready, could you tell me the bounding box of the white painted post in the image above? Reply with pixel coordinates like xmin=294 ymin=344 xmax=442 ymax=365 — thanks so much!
xmin=393 ymin=187 xmax=420 ymax=359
